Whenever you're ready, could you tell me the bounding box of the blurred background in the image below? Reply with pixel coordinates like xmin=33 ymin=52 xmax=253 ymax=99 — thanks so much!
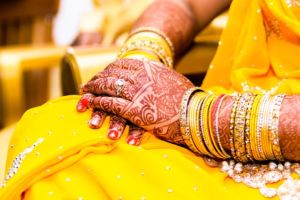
xmin=0 ymin=0 xmax=227 ymax=130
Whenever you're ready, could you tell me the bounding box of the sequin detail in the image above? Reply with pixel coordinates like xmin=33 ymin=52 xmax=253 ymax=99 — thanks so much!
xmin=221 ymin=160 xmax=300 ymax=199
xmin=1 ymin=138 xmax=44 ymax=189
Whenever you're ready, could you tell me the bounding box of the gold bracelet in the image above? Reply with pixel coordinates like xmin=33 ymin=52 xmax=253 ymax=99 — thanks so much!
xmin=121 ymin=49 xmax=161 ymax=63
xmin=200 ymin=95 xmax=222 ymax=158
xmin=261 ymin=95 xmax=275 ymax=160
xmin=214 ymin=95 xmax=231 ymax=159
xmin=119 ymin=31 xmax=174 ymax=68
xmin=270 ymin=94 xmax=285 ymax=161
xmin=189 ymin=92 xmax=211 ymax=155
xmin=130 ymin=27 xmax=175 ymax=59
xmin=256 ymin=94 xmax=269 ymax=161
xmin=244 ymin=94 xmax=256 ymax=162
xmin=250 ymin=95 xmax=263 ymax=161
xmin=179 ymin=87 xmax=203 ymax=151
xmin=234 ymin=93 xmax=253 ymax=163
xmin=229 ymin=94 xmax=242 ymax=161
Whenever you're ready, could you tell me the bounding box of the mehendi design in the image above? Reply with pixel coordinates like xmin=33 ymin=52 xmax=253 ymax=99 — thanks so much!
xmin=133 ymin=0 xmax=197 ymax=56
xmin=90 ymin=59 xmax=194 ymax=145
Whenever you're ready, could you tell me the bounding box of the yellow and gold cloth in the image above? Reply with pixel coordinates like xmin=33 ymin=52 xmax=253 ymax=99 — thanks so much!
xmin=1 ymin=0 xmax=300 ymax=199
xmin=202 ymin=0 xmax=300 ymax=95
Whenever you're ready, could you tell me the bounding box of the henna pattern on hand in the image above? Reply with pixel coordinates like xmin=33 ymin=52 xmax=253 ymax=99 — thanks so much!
xmin=119 ymin=60 xmax=193 ymax=144
xmin=90 ymin=59 xmax=194 ymax=145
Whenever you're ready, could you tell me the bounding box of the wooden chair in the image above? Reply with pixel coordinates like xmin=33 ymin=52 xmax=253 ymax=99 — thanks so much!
xmin=0 ymin=0 xmax=58 ymax=46
xmin=0 ymin=45 xmax=66 ymax=128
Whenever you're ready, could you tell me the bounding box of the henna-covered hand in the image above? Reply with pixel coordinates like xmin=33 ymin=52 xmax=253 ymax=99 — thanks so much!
xmin=81 ymin=58 xmax=194 ymax=145
xmin=77 ymin=93 xmax=145 ymax=145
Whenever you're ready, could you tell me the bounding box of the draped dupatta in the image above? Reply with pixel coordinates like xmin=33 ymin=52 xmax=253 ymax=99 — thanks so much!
xmin=202 ymin=0 xmax=300 ymax=95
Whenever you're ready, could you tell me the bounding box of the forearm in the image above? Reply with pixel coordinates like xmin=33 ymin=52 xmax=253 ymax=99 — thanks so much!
xmin=218 ymin=95 xmax=300 ymax=162
xmin=131 ymin=0 xmax=231 ymax=58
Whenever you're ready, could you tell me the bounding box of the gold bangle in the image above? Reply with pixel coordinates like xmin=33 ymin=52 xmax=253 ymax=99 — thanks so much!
xmin=270 ymin=94 xmax=285 ymax=161
xmin=179 ymin=87 xmax=203 ymax=151
xmin=130 ymin=27 xmax=175 ymax=59
xmin=250 ymin=95 xmax=263 ymax=161
xmin=121 ymin=49 xmax=161 ymax=63
xmin=244 ymin=94 xmax=256 ymax=162
xmin=261 ymin=95 xmax=275 ymax=160
xmin=189 ymin=92 xmax=210 ymax=155
xmin=214 ymin=95 xmax=231 ymax=159
xmin=229 ymin=94 xmax=242 ymax=161
xmin=234 ymin=93 xmax=253 ymax=163
xmin=200 ymin=95 xmax=222 ymax=158
xmin=119 ymin=31 xmax=173 ymax=68
xmin=256 ymin=94 xmax=269 ymax=161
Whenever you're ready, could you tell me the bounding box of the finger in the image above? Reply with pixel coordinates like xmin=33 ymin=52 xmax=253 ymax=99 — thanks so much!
xmin=77 ymin=93 xmax=95 ymax=112
xmin=81 ymin=76 xmax=132 ymax=97
xmin=86 ymin=77 xmax=135 ymax=100
xmin=126 ymin=125 xmax=145 ymax=146
xmin=93 ymin=96 xmax=131 ymax=117
xmin=107 ymin=115 xmax=126 ymax=140
xmin=88 ymin=109 xmax=107 ymax=129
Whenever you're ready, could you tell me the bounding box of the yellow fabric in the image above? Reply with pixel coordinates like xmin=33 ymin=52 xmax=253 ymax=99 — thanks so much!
xmin=0 ymin=96 xmax=268 ymax=199
xmin=202 ymin=0 xmax=300 ymax=95
xmin=1 ymin=0 xmax=299 ymax=199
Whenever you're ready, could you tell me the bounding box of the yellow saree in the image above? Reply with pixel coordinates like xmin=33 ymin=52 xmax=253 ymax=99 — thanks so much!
xmin=1 ymin=0 xmax=300 ymax=199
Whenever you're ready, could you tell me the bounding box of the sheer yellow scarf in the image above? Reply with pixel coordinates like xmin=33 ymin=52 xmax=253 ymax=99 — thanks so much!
xmin=202 ymin=0 xmax=300 ymax=95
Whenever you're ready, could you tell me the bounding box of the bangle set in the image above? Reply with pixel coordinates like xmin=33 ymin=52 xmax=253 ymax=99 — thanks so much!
xmin=180 ymin=87 xmax=285 ymax=163
xmin=118 ymin=27 xmax=175 ymax=68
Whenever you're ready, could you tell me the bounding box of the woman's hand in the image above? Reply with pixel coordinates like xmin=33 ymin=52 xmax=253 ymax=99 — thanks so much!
xmin=80 ymin=58 xmax=194 ymax=145
xmin=77 ymin=93 xmax=144 ymax=145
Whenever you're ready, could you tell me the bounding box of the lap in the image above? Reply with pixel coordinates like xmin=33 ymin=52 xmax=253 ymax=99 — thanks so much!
xmin=0 ymin=96 xmax=268 ymax=199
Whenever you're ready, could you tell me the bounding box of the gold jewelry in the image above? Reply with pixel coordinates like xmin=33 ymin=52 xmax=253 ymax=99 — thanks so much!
xmin=229 ymin=94 xmax=242 ymax=161
xmin=120 ymin=49 xmax=161 ymax=63
xmin=244 ymin=94 xmax=256 ymax=162
xmin=130 ymin=27 xmax=175 ymax=58
xmin=234 ymin=93 xmax=252 ymax=163
xmin=214 ymin=95 xmax=231 ymax=159
xmin=179 ymin=87 xmax=203 ymax=151
xmin=270 ymin=94 xmax=285 ymax=161
xmin=118 ymin=30 xmax=174 ymax=68
xmin=249 ymin=95 xmax=263 ymax=161
xmin=200 ymin=95 xmax=223 ymax=158
xmin=188 ymin=92 xmax=210 ymax=155
xmin=261 ymin=95 xmax=275 ymax=160
xmin=256 ymin=94 xmax=269 ymax=161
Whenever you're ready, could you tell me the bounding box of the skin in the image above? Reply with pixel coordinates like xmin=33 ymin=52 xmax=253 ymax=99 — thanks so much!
xmin=133 ymin=0 xmax=231 ymax=57
xmin=81 ymin=59 xmax=193 ymax=144
xmin=82 ymin=58 xmax=300 ymax=162
xmin=78 ymin=0 xmax=300 ymax=161
xmin=78 ymin=0 xmax=232 ymax=144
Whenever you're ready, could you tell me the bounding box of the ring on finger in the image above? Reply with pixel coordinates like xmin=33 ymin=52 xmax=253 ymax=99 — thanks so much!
xmin=114 ymin=79 xmax=126 ymax=97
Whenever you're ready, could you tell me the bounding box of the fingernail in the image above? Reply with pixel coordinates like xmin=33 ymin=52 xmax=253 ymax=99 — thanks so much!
xmin=89 ymin=117 xmax=100 ymax=129
xmin=81 ymin=98 xmax=89 ymax=107
xmin=127 ymin=137 xmax=140 ymax=146
xmin=108 ymin=130 xmax=121 ymax=140
xmin=77 ymin=103 xmax=87 ymax=112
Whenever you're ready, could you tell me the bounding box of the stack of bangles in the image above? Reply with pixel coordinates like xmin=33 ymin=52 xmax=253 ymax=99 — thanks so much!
xmin=118 ymin=27 xmax=175 ymax=68
xmin=180 ymin=87 xmax=285 ymax=163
